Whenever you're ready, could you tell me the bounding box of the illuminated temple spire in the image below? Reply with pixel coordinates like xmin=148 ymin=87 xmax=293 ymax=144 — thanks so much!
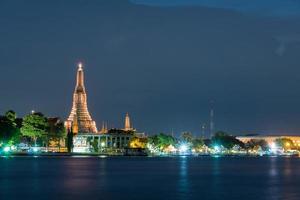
xmin=124 ymin=113 xmax=133 ymax=131
xmin=99 ymin=121 xmax=108 ymax=134
xmin=65 ymin=63 xmax=98 ymax=133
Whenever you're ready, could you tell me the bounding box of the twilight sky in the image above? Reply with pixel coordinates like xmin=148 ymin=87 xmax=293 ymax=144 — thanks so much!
xmin=1 ymin=0 xmax=300 ymax=136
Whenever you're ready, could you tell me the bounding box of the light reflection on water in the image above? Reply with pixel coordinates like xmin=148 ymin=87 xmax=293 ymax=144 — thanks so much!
xmin=0 ymin=157 xmax=300 ymax=200
xmin=267 ymin=157 xmax=280 ymax=200
xmin=178 ymin=156 xmax=189 ymax=199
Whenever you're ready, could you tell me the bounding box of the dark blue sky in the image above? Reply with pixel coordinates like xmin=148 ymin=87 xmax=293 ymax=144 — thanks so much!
xmin=1 ymin=0 xmax=300 ymax=136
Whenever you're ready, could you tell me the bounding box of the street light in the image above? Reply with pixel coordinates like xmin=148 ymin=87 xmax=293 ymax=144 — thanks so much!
xmin=3 ymin=146 xmax=10 ymax=153
xmin=179 ymin=144 xmax=188 ymax=153
xmin=101 ymin=142 xmax=105 ymax=147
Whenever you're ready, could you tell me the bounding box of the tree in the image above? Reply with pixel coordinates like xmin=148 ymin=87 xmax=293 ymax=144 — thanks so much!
xmin=130 ymin=137 xmax=148 ymax=148
xmin=211 ymin=131 xmax=244 ymax=149
xmin=5 ymin=110 xmax=17 ymax=123
xmin=67 ymin=128 xmax=74 ymax=153
xmin=0 ymin=110 xmax=21 ymax=145
xmin=91 ymin=139 xmax=99 ymax=152
xmin=192 ymin=138 xmax=205 ymax=151
xmin=21 ymin=112 xmax=49 ymax=146
xmin=181 ymin=132 xmax=194 ymax=143
xmin=48 ymin=118 xmax=67 ymax=150
xmin=245 ymin=139 xmax=269 ymax=151
xmin=275 ymin=138 xmax=295 ymax=150
xmin=148 ymin=133 xmax=176 ymax=151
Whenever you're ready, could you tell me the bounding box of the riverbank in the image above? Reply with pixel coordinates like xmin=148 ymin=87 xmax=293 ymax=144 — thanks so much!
xmin=1 ymin=152 xmax=299 ymax=157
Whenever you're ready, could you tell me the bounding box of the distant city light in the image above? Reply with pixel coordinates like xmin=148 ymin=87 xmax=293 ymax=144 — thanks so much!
xmin=270 ymin=142 xmax=277 ymax=153
xmin=3 ymin=146 xmax=10 ymax=153
xmin=32 ymin=147 xmax=39 ymax=153
xmin=213 ymin=145 xmax=220 ymax=152
xmin=78 ymin=62 xmax=83 ymax=70
xmin=179 ymin=144 xmax=188 ymax=153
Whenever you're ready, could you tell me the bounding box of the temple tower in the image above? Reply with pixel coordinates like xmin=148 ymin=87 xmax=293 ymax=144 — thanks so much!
xmin=124 ymin=113 xmax=133 ymax=131
xmin=65 ymin=63 xmax=97 ymax=133
xmin=99 ymin=121 xmax=108 ymax=134
xmin=209 ymin=105 xmax=214 ymax=138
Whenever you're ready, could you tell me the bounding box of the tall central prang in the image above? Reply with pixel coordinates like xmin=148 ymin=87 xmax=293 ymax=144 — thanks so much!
xmin=65 ymin=63 xmax=98 ymax=134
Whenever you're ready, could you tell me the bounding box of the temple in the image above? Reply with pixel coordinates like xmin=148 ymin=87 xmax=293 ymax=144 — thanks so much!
xmin=64 ymin=63 xmax=145 ymax=154
xmin=65 ymin=63 xmax=98 ymax=134
xmin=124 ymin=113 xmax=134 ymax=131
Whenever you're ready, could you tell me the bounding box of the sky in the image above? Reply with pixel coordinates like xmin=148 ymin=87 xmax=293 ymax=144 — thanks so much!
xmin=0 ymin=0 xmax=300 ymax=136
xmin=132 ymin=0 xmax=300 ymax=17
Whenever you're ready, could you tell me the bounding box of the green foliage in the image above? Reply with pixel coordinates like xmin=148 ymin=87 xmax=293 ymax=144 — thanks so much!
xmin=67 ymin=129 xmax=74 ymax=153
xmin=1 ymin=110 xmax=68 ymax=148
xmin=192 ymin=138 xmax=205 ymax=149
xmin=275 ymin=138 xmax=295 ymax=149
xmin=21 ymin=112 xmax=49 ymax=145
xmin=0 ymin=110 xmax=21 ymax=144
xmin=91 ymin=139 xmax=99 ymax=152
xmin=130 ymin=136 xmax=148 ymax=148
xmin=148 ymin=133 xmax=176 ymax=150
xmin=181 ymin=132 xmax=193 ymax=143
xmin=211 ymin=131 xmax=244 ymax=149
xmin=48 ymin=119 xmax=67 ymax=145
xmin=5 ymin=110 xmax=17 ymax=124
xmin=245 ymin=139 xmax=269 ymax=151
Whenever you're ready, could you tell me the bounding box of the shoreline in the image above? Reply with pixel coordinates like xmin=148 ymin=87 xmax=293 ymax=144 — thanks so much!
xmin=1 ymin=152 xmax=299 ymax=158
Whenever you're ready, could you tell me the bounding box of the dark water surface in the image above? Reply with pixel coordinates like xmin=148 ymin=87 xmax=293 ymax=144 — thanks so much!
xmin=0 ymin=156 xmax=299 ymax=200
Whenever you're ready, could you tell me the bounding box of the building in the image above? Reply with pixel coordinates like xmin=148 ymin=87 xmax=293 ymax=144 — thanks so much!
xmin=73 ymin=113 xmax=137 ymax=153
xmin=99 ymin=113 xmax=136 ymax=149
xmin=124 ymin=112 xmax=134 ymax=131
xmin=65 ymin=63 xmax=144 ymax=153
xmin=237 ymin=135 xmax=300 ymax=147
xmin=65 ymin=63 xmax=97 ymax=134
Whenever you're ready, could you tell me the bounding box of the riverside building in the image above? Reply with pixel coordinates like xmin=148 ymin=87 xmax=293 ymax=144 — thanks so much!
xmin=237 ymin=135 xmax=300 ymax=147
xmin=65 ymin=63 xmax=143 ymax=153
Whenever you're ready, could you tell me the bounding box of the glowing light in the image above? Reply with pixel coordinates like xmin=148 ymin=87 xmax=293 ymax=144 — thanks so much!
xmin=270 ymin=143 xmax=276 ymax=149
xmin=101 ymin=142 xmax=105 ymax=147
xmin=164 ymin=145 xmax=176 ymax=152
xmin=213 ymin=145 xmax=220 ymax=151
xmin=78 ymin=62 xmax=83 ymax=70
xmin=3 ymin=146 xmax=10 ymax=153
xmin=73 ymin=146 xmax=90 ymax=153
xmin=270 ymin=142 xmax=277 ymax=154
xmin=179 ymin=144 xmax=188 ymax=153
xmin=32 ymin=147 xmax=39 ymax=153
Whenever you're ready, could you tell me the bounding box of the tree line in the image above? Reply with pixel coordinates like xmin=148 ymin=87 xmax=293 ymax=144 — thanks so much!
xmin=131 ymin=131 xmax=299 ymax=153
xmin=0 ymin=110 xmax=66 ymax=148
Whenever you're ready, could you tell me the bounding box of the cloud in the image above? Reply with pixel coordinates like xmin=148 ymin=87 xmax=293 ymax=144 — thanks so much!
xmin=130 ymin=0 xmax=300 ymax=17
xmin=274 ymin=35 xmax=300 ymax=56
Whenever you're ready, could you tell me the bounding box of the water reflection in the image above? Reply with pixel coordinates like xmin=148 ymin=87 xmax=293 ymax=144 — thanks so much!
xmin=1 ymin=157 xmax=300 ymax=200
xmin=267 ymin=157 xmax=280 ymax=200
xmin=211 ymin=157 xmax=221 ymax=200
xmin=283 ymin=158 xmax=292 ymax=176
xmin=62 ymin=158 xmax=107 ymax=196
xmin=178 ymin=156 xmax=190 ymax=199
xmin=269 ymin=157 xmax=278 ymax=177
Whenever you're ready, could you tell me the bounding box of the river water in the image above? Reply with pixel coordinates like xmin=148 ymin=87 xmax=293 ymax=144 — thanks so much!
xmin=0 ymin=156 xmax=299 ymax=200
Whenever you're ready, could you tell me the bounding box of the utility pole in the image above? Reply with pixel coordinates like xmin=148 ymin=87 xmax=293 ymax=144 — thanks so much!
xmin=209 ymin=101 xmax=215 ymax=139
xmin=201 ymin=123 xmax=206 ymax=139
